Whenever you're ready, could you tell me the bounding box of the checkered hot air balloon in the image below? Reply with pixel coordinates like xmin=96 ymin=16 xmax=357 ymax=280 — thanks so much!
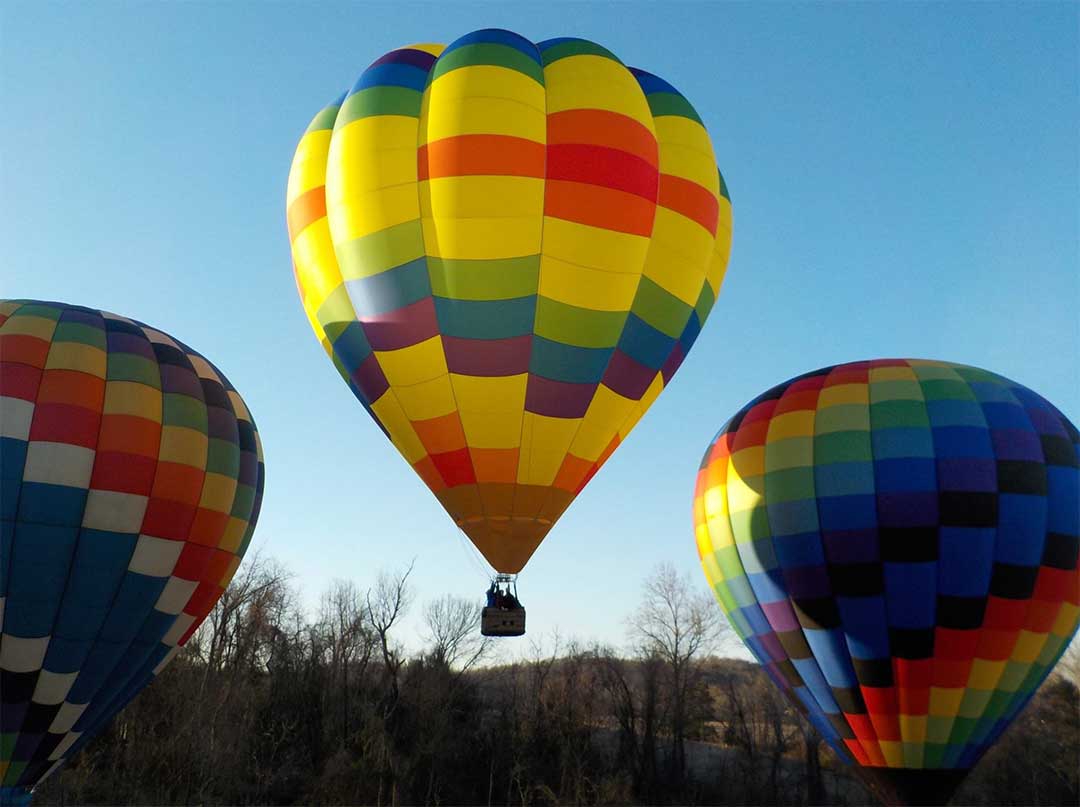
xmin=0 ymin=300 xmax=265 ymax=804
xmin=692 ymin=359 xmax=1080 ymax=806
xmin=287 ymin=29 xmax=732 ymax=575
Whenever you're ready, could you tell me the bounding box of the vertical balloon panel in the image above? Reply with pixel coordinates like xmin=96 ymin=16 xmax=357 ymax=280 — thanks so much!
xmin=0 ymin=300 xmax=264 ymax=798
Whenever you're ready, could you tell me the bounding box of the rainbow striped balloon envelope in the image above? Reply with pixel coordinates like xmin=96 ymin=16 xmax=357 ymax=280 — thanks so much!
xmin=0 ymin=300 xmax=265 ymax=802
xmin=693 ymin=359 xmax=1079 ymax=805
xmin=287 ymin=30 xmax=732 ymax=574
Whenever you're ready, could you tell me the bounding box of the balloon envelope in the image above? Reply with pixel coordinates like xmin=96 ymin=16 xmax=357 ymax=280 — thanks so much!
xmin=693 ymin=359 xmax=1079 ymax=805
xmin=288 ymin=29 xmax=732 ymax=573
xmin=0 ymin=300 xmax=265 ymax=798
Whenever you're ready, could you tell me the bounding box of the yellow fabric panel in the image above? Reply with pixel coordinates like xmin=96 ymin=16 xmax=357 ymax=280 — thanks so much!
xmin=517 ymin=413 xmax=580 ymax=485
xmin=286 ymin=129 xmax=333 ymax=204
xmin=694 ymin=522 xmax=713 ymax=557
xmin=707 ymin=198 xmax=733 ymax=296
xmin=158 ymin=426 xmax=208 ymax=467
xmin=369 ymin=393 xmax=426 ymax=464
xmin=427 ymin=65 xmax=546 ymax=113
xmin=658 ymin=143 xmax=721 ymax=190
xmin=420 ymin=96 xmax=547 ymax=142
xmin=706 ymin=512 xmax=735 ymax=549
xmin=1 ymin=313 xmax=57 ymax=339
xmin=767 ymin=411 xmax=816 ymax=440
xmin=621 ymin=373 xmax=664 ymax=436
xmin=878 ymin=742 xmax=903 ymax=769
xmin=450 ymin=373 xmax=528 ymax=412
xmin=198 ymin=472 xmax=238 ymax=512
xmin=1052 ymin=602 xmax=1079 ymax=635
xmin=375 ymin=336 xmax=448 ymax=388
xmin=329 ymin=183 xmax=421 ymax=244
xmin=45 ymin=343 xmax=106 ymax=377
xmin=818 ymin=383 xmax=871 ymax=408
xmin=641 ymin=207 xmax=714 ymax=305
xmin=406 ymin=43 xmax=446 ymax=57
xmin=898 ymin=714 xmax=927 ymax=743
xmin=568 ymin=385 xmax=636 ymax=461
xmin=420 ymin=176 xmax=544 ymax=219
xmin=332 ymin=116 xmax=420 ymax=190
xmin=539 ymin=255 xmax=640 ymax=312
xmin=459 ymin=409 xmax=523 ymax=449
xmin=654 ymin=117 xmax=718 ymax=187
xmin=543 ymin=55 xmax=655 ymax=133
xmin=967 ymin=659 xmax=1006 ymax=690
xmin=869 ymin=365 xmax=918 ymax=383
xmin=218 ymin=517 xmax=248 ymax=553
xmin=421 ymin=216 xmax=543 ymax=260
xmin=703 ymin=486 xmax=728 ymax=520
xmin=902 ymin=744 xmax=924 ymax=770
xmin=1011 ymin=630 xmax=1047 ymax=663
xmin=541 ymin=216 xmax=651 ymax=275
xmin=292 ymin=224 xmax=344 ymax=308
xmin=102 ymin=382 xmax=161 ymax=419
xmin=726 ymin=468 xmax=765 ymax=514
xmin=929 ymin=687 xmax=965 ymax=716
xmin=392 ymin=374 xmax=457 ymax=421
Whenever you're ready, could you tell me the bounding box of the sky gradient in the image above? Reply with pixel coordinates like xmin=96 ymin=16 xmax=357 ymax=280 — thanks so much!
xmin=2 ymin=1 xmax=1077 ymax=657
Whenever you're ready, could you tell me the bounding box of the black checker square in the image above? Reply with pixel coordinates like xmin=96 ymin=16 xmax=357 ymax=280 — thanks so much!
xmin=1041 ymin=434 xmax=1080 ymax=467
xmin=889 ymin=627 xmax=935 ymax=659
xmin=792 ymin=596 xmax=842 ymax=630
xmin=829 ymin=562 xmax=885 ymax=597
xmin=989 ymin=562 xmax=1040 ymax=599
xmin=851 ymin=657 xmax=894 ymax=688
xmin=939 ymin=491 xmax=998 ymax=527
xmin=937 ymin=595 xmax=987 ymax=630
xmin=832 ymin=686 xmax=868 ymax=715
xmin=880 ymin=527 xmax=938 ymax=562
xmin=995 ymin=460 xmax=1048 ymax=495
xmin=1042 ymin=532 xmax=1080 ymax=570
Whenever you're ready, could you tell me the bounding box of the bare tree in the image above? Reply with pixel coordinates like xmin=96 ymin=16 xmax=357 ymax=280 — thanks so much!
xmin=423 ymin=594 xmax=490 ymax=672
xmin=628 ymin=563 xmax=727 ymax=791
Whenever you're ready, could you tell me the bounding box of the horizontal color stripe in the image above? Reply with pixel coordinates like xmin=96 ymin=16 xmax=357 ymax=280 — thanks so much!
xmin=538 ymin=38 xmax=621 ymax=66
xmin=547 ymin=109 xmax=658 ymax=166
xmin=547 ymin=144 xmax=658 ymax=200
xmin=287 ymin=186 xmax=327 ymax=241
xmin=658 ymin=173 xmax=719 ymax=235
xmin=431 ymin=42 xmax=544 ymax=85
xmin=544 ymin=180 xmax=656 ymax=237
xmin=443 ymin=334 xmax=531 ymax=376
xmin=419 ymin=135 xmax=545 ymax=180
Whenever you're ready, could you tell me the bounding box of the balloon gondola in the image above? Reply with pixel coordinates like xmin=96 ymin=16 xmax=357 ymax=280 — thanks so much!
xmin=693 ymin=359 xmax=1079 ymax=806
xmin=287 ymin=29 xmax=733 ymax=631
xmin=0 ymin=300 xmax=265 ymax=803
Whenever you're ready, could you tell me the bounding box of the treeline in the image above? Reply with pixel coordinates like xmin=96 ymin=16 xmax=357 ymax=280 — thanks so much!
xmin=33 ymin=557 xmax=1079 ymax=806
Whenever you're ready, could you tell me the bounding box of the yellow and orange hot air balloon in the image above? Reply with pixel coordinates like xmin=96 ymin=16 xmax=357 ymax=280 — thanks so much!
xmin=287 ymin=29 xmax=732 ymax=575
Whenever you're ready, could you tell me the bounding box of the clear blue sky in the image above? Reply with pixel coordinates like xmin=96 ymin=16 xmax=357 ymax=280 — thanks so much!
xmin=3 ymin=2 xmax=1077 ymax=658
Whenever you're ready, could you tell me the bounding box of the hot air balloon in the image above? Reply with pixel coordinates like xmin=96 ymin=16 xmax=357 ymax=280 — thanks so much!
xmin=287 ymin=29 xmax=732 ymax=633
xmin=0 ymin=300 xmax=265 ymax=805
xmin=692 ymin=359 xmax=1079 ymax=805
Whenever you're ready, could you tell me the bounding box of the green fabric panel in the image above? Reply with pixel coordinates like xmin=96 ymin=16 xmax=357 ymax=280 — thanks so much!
xmin=814 ymin=429 xmax=873 ymax=463
xmin=428 ymin=255 xmax=540 ymax=300
xmin=3 ymin=761 xmax=26 ymax=787
xmin=957 ymin=688 xmax=993 ymax=719
xmin=948 ymin=717 xmax=977 ymax=746
xmin=107 ymin=353 xmax=160 ymax=386
xmin=433 ymin=296 xmax=536 ymax=339
xmin=764 ymin=467 xmax=816 ymax=503
xmin=718 ymin=168 xmax=731 ymax=202
xmin=630 ymin=276 xmax=692 ymax=338
xmin=922 ymin=742 xmax=947 ymax=768
xmin=306 ymin=103 xmax=341 ymax=134
xmin=715 ymin=545 xmax=744 ymax=580
xmin=919 ymin=379 xmax=977 ymax=401
xmin=926 ymin=716 xmax=954 ymax=744
xmin=8 ymin=303 xmax=62 ymax=320
xmin=814 ymin=405 xmax=871 ymax=434
xmin=431 ymin=43 xmax=544 ymax=85
xmin=764 ymin=437 xmax=813 ymax=472
xmin=317 ymin=285 xmax=359 ymax=336
xmin=871 ymin=379 xmax=924 ymax=401
xmin=163 ymin=392 xmax=208 ymax=431
xmin=335 ymin=220 xmax=425 ymax=279
xmin=534 ymin=296 xmax=627 ymax=348
xmin=714 ymin=580 xmax=738 ymax=613
xmin=206 ymin=437 xmax=240 ymax=477
xmin=870 ymin=400 xmax=931 ymax=429
xmin=54 ymin=321 xmax=106 ymax=349
xmin=540 ymin=38 xmax=622 ymax=66
xmin=954 ymin=366 xmax=1004 ymax=385
xmin=997 ymin=660 xmax=1030 ymax=692
xmin=0 ymin=733 xmax=14 ymax=758
xmin=646 ymin=92 xmax=703 ymax=124
xmin=231 ymin=481 xmax=257 ymax=518
xmin=336 ymin=86 xmax=421 ymax=127
xmin=694 ymin=281 xmax=716 ymax=326
xmin=728 ymin=502 xmax=770 ymax=542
